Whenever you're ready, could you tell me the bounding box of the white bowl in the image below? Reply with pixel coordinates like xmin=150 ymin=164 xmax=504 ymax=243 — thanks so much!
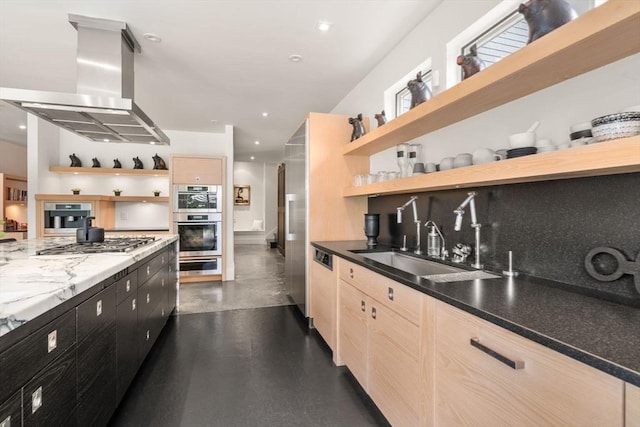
xmin=570 ymin=122 xmax=592 ymax=133
xmin=536 ymin=138 xmax=554 ymax=147
xmin=591 ymin=112 xmax=640 ymax=142
xmin=537 ymin=145 xmax=557 ymax=153
xmin=509 ymin=131 xmax=536 ymax=148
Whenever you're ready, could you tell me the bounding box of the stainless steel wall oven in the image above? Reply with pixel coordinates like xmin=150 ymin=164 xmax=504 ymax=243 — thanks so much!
xmin=173 ymin=184 xmax=221 ymax=213
xmin=173 ymin=211 xmax=222 ymax=276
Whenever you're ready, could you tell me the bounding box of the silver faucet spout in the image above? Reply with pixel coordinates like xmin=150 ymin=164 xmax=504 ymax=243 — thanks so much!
xmin=453 ymin=191 xmax=482 ymax=269
xmin=397 ymin=196 xmax=421 ymax=254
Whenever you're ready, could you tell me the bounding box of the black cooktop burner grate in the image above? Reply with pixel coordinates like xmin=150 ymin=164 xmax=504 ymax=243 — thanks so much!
xmin=36 ymin=237 xmax=156 ymax=255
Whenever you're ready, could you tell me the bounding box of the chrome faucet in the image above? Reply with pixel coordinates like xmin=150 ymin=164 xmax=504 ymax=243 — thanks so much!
xmin=397 ymin=196 xmax=422 ymax=254
xmin=453 ymin=191 xmax=482 ymax=269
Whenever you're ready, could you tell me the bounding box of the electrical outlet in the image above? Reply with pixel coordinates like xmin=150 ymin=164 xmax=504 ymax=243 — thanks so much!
xmin=120 ymin=211 xmax=128 ymax=220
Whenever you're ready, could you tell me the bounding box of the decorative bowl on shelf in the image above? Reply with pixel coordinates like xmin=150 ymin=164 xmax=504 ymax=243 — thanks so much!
xmin=153 ymin=190 xmax=161 ymax=197
xmin=71 ymin=188 xmax=80 ymax=195
xmin=509 ymin=131 xmax=536 ymax=148
xmin=113 ymin=189 xmax=122 ymax=196
xmin=591 ymin=112 xmax=640 ymax=142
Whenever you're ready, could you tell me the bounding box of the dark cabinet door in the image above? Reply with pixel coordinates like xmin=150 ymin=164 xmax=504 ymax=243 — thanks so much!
xmin=166 ymin=261 xmax=177 ymax=316
xmin=23 ymin=346 xmax=76 ymax=427
xmin=0 ymin=390 xmax=21 ymax=427
xmin=116 ymin=293 xmax=139 ymax=404
xmin=76 ymin=285 xmax=116 ymax=427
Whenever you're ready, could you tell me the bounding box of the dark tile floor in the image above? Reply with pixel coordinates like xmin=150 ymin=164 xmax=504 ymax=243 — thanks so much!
xmin=108 ymin=245 xmax=390 ymax=427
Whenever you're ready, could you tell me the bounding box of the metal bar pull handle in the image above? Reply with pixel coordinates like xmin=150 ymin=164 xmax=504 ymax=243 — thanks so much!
xmin=470 ymin=337 xmax=524 ymax=370
xmin=285 ymin=194 xmax=297 ymax=241
xmin=361 ymin=300 xmax=365 ymax=312
xmin=371 ymin=307 xmax=377 ymax=319
xmin=388 ymin=287 xmax=394 ymax=301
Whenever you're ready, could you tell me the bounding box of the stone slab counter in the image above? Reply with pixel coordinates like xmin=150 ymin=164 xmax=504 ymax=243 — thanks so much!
xmin=0 ymin=235 xmax=178 ymax=339
xmin=312 ymin=240 xmax=640 ymax=387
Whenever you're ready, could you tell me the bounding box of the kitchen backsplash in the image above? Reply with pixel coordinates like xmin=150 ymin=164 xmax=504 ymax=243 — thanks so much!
xmin=367 ymin=172 xmax=640 ymax=306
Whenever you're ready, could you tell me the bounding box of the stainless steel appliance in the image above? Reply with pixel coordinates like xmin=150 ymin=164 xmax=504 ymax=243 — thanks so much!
xmin=173 ymin=185 xmax=222 ymax=213
xmin=173 ymin=212 xmax=222 ymax=276
xmin=43 ymin=202 xmax=92 ymax=234
xmin=284 ymin=120 xmax=308 ymax=316
xmin=36 ymin=237 xmax=155 ymax=255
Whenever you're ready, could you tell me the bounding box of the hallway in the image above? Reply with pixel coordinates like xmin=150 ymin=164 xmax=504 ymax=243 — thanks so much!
xmin=108 ymin=245 xmax=389 ymax=426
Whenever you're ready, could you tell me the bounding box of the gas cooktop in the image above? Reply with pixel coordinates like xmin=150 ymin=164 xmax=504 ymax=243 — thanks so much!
xmin=36 ymin=237 xmax=156 ymax=255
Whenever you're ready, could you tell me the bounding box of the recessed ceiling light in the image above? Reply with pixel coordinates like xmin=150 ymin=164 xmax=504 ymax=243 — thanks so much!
xmin=18 ymin=124 xmax=26 ymax=130
xmin=317 ymin=21 xmax=332 ymax=32
xmin=262 ymin=112 xmax=269 ymax=117
xmin=250 ymin=156 xmax=255 ymax=160
xmin=288 ymin=54 xmax=303 ymax=63
xmin=211 ymin=119 xmax=218 ymax=123
xmin=150 ymin=141 xmax=155 ymax=145
xmin=255 ymin=140 xmax=260 ymax=145
xmin=143 ymin=33 xmax=162 ymax=43
xmin=103 ymin=139 xmax=109 ymax=142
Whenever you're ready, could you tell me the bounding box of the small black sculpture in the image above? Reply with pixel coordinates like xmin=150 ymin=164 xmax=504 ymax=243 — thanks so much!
xmin=113 ymin=159 xmax=122 ymax=168
xmin=457 ymin=44 xmax=485 ymax=80
xmin=91 ymin=157 xmax=101 ymax=168
xmin=152 ymin=153 xmax=168 ymax=170
xmin=374 ymin=110 xmax=387 ymax=127
xmin=519 ymin=0 xmax=577 ymax=44
xmin=348 ymin=113 xmax=366 ymax=142
xmin=69 ymin=153 xmax=82 ymax=167
xmin=407 ymin=71 xmax=431 ymax=109
xmin=132 ymin=157 xmax=144 ymax=169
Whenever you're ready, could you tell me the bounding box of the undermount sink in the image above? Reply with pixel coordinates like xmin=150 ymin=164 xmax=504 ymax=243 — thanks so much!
xmin=353 ymin=251 xmax=500 ymax=283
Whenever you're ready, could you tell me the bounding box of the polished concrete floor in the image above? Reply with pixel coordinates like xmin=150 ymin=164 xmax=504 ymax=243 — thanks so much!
xmin=108 ymin=244 xmax=390 ymax=427
xmin=178 ymin=244 xmax=291 ymax=314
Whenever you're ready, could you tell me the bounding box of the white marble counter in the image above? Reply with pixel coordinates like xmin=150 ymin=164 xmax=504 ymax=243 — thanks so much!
xmin=0 ymin=235 xmax=178 ymax=338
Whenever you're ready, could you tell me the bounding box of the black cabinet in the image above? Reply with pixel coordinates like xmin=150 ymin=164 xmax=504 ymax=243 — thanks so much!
xmin=0 ymin=390 xmax=22 ymax=427
xmin=76 ymin=285 xmax=116 ymax=427
xmin=22 ymin=345 xmax=76 ymax=427
xmin=116 ymin=293 xmax=139 ymax=404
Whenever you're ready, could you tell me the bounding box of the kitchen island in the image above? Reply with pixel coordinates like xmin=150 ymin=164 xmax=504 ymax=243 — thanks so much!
xmin=0 ymin=235 xmax=178 ymax=427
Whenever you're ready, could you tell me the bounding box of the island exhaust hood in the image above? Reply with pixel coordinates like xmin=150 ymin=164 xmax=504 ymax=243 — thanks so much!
xmin=0 ymin=14 xmax=169 ymax=145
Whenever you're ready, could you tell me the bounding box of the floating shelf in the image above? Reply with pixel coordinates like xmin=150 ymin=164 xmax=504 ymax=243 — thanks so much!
xmin=343 ymin=1 xmax=640 ymax=157
xmin=35 ymin=194 xmax=168 ymax=203
xmin=4 ymin=200 xmax=27 ymax=206
xmin=49 ymin=166 xmax=169 ymax=177
xmin=110 ymin=196 xmax=169 ymax=203
xmin=344 ymin=137 xmax=640 ymax=197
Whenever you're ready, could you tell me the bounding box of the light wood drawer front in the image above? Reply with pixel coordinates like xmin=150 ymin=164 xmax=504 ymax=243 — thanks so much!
xmin=337 ymin=280 xmax=368 ymax=388
xmin=628 ymin=382 xmax=640 ymax=427
xmin=369 ymin=303 xmax=421 ymax=427
xmin=339 ymin=259 xmax=420 ymax=324
xmin=435 ymin=301 xmax=624 ymax=427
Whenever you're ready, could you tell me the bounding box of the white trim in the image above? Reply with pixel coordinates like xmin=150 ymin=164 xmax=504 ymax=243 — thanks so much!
xmin=383 ymin=57 xmax=432 ymax=120
xmin=445 ymin=0 xmax=520 ymax=89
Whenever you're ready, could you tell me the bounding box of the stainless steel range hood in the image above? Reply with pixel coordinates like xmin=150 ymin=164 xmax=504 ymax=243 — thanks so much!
xmin=0 ymin=14 xmax=169 ymax=145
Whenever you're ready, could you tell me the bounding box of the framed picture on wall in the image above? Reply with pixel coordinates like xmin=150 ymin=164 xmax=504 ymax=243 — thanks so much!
xmin=234 ymin=185 xmax=250 ymax=206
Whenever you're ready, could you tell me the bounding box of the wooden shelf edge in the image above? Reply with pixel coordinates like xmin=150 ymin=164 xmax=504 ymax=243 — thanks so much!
xmin=110 ymin=196 xmax=169 ymax=202
xmin=2 ymin=174 xmax=27 ymax=182
xmin=34 ymin=194 xmax=168 ymax=202
xmin=344 ymin=137 xmax=640 ymax=197
xmin=343 ymin=1 xmax=640 ymax=156
xmin=49 ymin=166 xmax=169 ymax=176
xmin=4 ymin=200 xmax=27 ymax=205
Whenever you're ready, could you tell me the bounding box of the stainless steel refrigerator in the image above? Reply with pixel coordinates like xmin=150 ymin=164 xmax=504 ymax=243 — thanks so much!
xmin=284 ymin=120 xmax=308 ymax=317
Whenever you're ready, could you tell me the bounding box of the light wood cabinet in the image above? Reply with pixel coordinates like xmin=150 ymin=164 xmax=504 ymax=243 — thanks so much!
xmin=1 ymin=173 xmax=27 ymax=234
xmin=627 ymin=382 xmax=640 ymax=427
xmin=309 ymin=251 xmax=338 ymax=356
xmin=341 ymin=1 xmax=640 ymax=198
xmin=337 ymin=260 xmax=425 ymax=427
xmin=171 ymin=156 xmax=223 ymax=184
xmin=434 ymin=300 xmax=624 ymax=427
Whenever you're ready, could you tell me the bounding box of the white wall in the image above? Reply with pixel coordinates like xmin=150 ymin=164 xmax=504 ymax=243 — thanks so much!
xmin=233 ymin=161 xmax=278 ymax=244
xmin=331 ymin=1 xmax=640 ymax=172
xmin=0 ymin=140 xmax=27 ymax=176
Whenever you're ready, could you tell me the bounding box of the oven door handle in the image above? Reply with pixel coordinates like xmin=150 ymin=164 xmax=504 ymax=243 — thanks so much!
xmin=175 ymin=222 xmax=219 ymax=226
xmin=285 ymin=193 xmax=296 ymax=241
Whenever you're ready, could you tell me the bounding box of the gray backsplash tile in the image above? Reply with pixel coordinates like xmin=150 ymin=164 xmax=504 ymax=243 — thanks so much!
xmin=368 ymin=172 xmax=640 ymax=305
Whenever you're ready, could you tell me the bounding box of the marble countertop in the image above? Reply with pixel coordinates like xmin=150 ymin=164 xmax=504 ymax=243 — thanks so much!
xmin=312 ymin=240 xmax=640 ymax=387
xmin=0 ymin=235 xmax=178 ymax=339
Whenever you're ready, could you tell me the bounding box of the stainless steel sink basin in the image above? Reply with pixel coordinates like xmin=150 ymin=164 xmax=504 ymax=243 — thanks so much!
xmin=353 ymin=251 xmax=500 ymax=282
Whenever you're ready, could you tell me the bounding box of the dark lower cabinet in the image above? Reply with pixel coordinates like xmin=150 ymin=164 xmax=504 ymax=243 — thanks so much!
xmin=116 ymin=293 xmax=139 ymax=404
xmin=0 ymin=390 xmax=22 ymax=427
xmin=76 ymin=286 xmax=117 ymax=427
xmin=1 ymin=243 xmax=178 ymax=427
xmin=23 ymin=346 xmax=77 ymax=427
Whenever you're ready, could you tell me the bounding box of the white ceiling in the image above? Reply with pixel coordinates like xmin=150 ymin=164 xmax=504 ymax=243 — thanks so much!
xmin=0 ymin=0 xmax=442 ymax=162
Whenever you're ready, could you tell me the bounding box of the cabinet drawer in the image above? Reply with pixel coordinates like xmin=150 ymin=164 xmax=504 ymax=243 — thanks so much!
xmin=0 ymin=309 xmax=75 ymax=402
xmin=23 ymin=345 xmax=77 ymax=427
xmin=137 ymin=249 xmax=168 ymax=286
xmin=340 ymin=259 xmax=421 ymax=324
xmin=116 ymin=293 xmax=139 ymax=404
xmin=337 ymin=280 xmax=369 ymax=388
xmin=628 ymin=382 xmax=640 ymax=427
xmin=435 ymin=301 xmax=624 ymax=427
xmin=116 ymin=271 xmax=138 ymax=306
xmin=0 ymin=390 xmax=21 ymax=427
xmin=137 ymin=280 xmax=160 ymax=322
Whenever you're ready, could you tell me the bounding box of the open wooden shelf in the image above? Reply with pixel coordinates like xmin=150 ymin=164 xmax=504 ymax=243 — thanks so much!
xmin=344 ymin=137 xmax=640 ymax=197
xmin=35 ymin=194 xmax=168 ymax=203
xmin=4 ymin=200 xmax=27 ymax=206
xmin=110 ymin=196 xmax=169 ymax=203
xmin=49 ymin=166 xmax=169 ymax=177
xmin=343 ymin=1 xmax=640 ymax=157
xmin=4 ymin=174 xmax=27 ymax=182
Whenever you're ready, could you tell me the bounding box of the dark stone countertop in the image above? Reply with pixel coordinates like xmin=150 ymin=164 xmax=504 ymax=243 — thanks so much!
xmin=312 ymin=240 xmax=640 ymax=387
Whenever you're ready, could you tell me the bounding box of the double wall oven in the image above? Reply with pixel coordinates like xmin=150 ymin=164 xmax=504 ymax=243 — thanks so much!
xmin=173 ymin=185 xmax=222 ymax=276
